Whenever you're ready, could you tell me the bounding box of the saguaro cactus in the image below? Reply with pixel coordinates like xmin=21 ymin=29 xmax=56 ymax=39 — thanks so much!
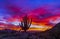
xmin=19 ymin=15 xmax=32 ymax=32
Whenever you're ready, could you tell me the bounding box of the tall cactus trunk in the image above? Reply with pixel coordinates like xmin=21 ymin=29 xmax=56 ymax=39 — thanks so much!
xmin=19 ymin=15 xmax=32 ymax=32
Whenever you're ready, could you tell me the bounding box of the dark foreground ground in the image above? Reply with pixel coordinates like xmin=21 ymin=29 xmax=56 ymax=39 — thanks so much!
xmin=0 ymin=23 xmax=60 ymax=39
xmin=0 ymin=29 xmax=60 ymax=39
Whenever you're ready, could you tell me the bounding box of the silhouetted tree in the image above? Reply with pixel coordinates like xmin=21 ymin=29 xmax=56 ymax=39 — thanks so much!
xmin=19 ymin=15 xmax=32 ymax=32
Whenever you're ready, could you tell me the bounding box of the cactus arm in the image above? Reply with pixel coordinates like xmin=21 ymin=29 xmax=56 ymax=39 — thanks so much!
xmin=28 ymin=18 xmax=32 ymax=27
xmin=20 ymin=20 xmax=24 ymax=27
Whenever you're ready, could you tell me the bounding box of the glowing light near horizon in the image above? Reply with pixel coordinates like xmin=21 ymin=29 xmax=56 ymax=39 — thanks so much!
xmin=11 ymin=19 xmax=21 ymax=26
xmin=30 ymin=24 xmax=46 ymax=28
xmin=50 ymin=17 xmax=60 ymax=24
xmin=0 ymin=21 xmax=7 ymax=24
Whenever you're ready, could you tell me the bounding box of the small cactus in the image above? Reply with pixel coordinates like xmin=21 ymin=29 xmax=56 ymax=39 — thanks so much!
xmin=19 ymin=15 xmax=32 ymax=32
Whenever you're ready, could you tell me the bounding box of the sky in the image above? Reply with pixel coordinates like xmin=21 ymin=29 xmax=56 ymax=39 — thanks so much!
xmin=0 ymin=0 xmax=60 ymax=31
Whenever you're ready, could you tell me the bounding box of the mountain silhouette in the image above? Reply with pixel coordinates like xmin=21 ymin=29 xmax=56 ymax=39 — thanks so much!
xmin=41 ymin=23 xmax=60 ymax=39
xmin=49 ymin=23 xmax=60 ymax=39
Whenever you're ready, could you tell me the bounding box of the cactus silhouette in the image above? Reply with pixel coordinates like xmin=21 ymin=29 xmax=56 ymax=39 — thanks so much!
xmin=19 ymin=15 xmax=32 ymax=32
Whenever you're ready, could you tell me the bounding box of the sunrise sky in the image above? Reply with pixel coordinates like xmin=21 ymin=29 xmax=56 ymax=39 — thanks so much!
xmin=0 ymin=0 xmax=60 ymax=31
